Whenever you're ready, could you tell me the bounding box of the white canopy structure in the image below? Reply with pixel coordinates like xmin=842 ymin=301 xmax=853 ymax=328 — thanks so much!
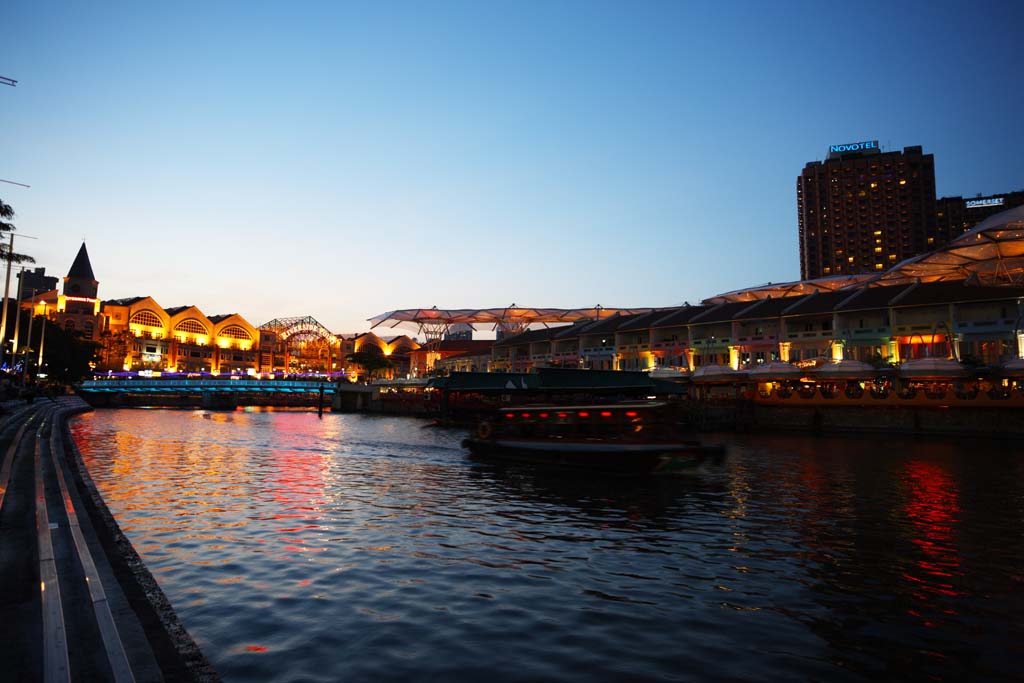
xmin=871 ymin=205 xmax=1024 ymax=286
xmin=368 ymin=305 xmax=653 ymax=340
xmin=706 ymin=206 xmax=1024 ymax=303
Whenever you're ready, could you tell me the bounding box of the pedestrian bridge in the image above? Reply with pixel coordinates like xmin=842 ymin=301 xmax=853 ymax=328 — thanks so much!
xmin=78 ymin=378 xmax=336 ymax=394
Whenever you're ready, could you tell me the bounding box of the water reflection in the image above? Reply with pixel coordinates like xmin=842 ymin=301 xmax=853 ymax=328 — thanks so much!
xmin=72 ymin=411 xmax=1024 ymax=683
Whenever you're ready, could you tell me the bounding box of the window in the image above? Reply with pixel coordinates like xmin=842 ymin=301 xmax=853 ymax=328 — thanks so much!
xmin=175 ymin=319 xmax=208 ymax=335
xmin=219 ymin=325 xmax=252 ymax=341
xmin=130 ymin=310 xmax=163 ymax=328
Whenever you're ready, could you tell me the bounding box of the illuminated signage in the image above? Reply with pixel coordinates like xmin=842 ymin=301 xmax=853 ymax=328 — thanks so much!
xmin=828 ymin=140 xmax=879 ymax=156
xmin=965 ymin=197 xmax=1004 ymax=209
xmin=65 ymin=296 xmax=96 ymax=303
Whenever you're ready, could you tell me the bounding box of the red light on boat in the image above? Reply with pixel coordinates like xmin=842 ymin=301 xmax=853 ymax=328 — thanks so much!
xmin=600 ymin=411 xmax=613 ymax=417
xmin=578 ymin=411 xmax=590 ymax=417
xmin=539 ymin=413 xmax=549 ymax=418
xmin=625 ymin=411 xmax=638 ymax=417
xmin=504 ymin=413 xmax=515 ymax=419
xmin=557 ymin=412 xmax=568 ymax=418
xmin=521 ymin=413 xmax=531 ymax=418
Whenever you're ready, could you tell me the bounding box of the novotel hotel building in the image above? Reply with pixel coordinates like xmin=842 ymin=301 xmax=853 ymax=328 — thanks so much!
xmin=797 ymin=141 xmax=936 ymax=280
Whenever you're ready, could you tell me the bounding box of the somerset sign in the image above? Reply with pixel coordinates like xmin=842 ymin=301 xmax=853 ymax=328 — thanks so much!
xmin=965 ymin=197 xmax=1004 ymax=209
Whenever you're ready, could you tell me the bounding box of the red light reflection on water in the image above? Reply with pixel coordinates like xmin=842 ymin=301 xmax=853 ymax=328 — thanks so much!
xmin=902 ymin=460 xmax=962 ymax=606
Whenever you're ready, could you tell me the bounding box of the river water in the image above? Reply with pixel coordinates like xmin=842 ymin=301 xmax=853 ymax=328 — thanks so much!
xmin=70 ymin=408 xmax=1023 ymax=682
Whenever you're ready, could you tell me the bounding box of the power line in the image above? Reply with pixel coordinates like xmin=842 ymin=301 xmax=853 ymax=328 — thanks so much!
xmin=0 ymin=76 xmax=16 ymax=87
xmin=0 ymin=179 xmax=30 ymax=188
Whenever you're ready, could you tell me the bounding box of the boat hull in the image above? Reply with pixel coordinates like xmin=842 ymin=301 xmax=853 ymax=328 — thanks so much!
xmin=461 ymin=437 xmax=723 ymax=474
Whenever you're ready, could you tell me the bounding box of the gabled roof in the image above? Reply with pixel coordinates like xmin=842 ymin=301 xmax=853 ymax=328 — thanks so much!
xmin=495 ymin=326 xmax=567 ymax=346
xmin=577 ymin=313 xmax=632 ymax=336
xmin=780 ymin=290 xmax=850 ymax=316
xmin=650 ymin=305 xmax=710 ymax=328
xmin=835 ymin=284 xmax=913 ymax=311
xmin=67 ymin=243 xmax=95 ymax=280
xmin=690 ymin=301 xmax=756 ymax=324
xmin=417 ymin=339 xmax=493 ymax=354
xmin=890 ymin=281 xmax=1024 ymax=307
xmin=163 ymin=305 xmax=195 ymax=316
xmin=618 ymin=309 xmax=673 ymax=331
xmin=208 ymin=314 xmax=237 ymax=324
xmin=732 ymin=296 xmax=803 ymax=320
xmin=103 ymin=296 xmax=148 ymax=306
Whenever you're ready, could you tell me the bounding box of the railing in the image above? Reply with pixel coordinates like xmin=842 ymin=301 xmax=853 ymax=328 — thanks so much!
xmin=80 ymin=379 xmax=335 ymax=393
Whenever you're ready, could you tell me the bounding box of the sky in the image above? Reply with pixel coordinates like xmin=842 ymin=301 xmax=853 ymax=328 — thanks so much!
xmin=2 ymin=1 xmax=1023 ymax=335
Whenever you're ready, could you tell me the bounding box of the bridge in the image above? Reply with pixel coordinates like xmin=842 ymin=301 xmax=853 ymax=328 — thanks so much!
xmin=80 ymin=379 xmax=336 ymax=394
xmin=78 ymin=378 xmax=336 ymax=408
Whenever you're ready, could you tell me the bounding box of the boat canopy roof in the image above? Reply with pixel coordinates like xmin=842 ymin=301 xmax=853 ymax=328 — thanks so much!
xmin=498 ymin=401 xmax=668 ymax=412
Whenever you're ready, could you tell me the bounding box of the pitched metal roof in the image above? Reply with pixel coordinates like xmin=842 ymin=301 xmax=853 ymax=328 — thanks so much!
xmin=889 ymin=281 xmax=1024 ymax=307
xmin=67 ymin=242 xmax=95 ymax=280
xmin=650 ymin=305 xmax=710 ymax=328
xmin=103 ymin=296 xmax=147 ymax=306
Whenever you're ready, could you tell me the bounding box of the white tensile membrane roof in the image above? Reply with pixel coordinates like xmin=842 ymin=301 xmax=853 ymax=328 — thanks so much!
xmin=706 ymin=205 xmax=1024 ymax=303
xmin=870 ymin=205 xmax=1024 ymax=286
xmin=368 ymin=305 xmax=653 ymax=338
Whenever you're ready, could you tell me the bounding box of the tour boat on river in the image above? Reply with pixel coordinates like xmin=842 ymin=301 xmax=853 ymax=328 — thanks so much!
xmin=461 ymin=401 xmax=724 ymax=474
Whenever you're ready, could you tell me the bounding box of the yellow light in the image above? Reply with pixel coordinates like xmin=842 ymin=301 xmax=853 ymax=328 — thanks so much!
xmin=899 ymin=179 xmax=907 ymax=185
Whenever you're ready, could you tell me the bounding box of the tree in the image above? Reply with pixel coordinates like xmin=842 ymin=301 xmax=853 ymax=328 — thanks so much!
xmin=38 ymin=321 xmax=100 ymax=385
xmin=344 ymin=351 xmax=393 ymax=381
xmin=0 ymin=198 xmax=36 ymax=264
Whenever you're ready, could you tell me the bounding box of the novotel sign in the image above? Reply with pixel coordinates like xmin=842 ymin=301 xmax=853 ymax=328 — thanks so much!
xmin=828 ymin=140 xmax=879 ymax=157
xmin=965 ymin=197 xmax=1004 ymax=209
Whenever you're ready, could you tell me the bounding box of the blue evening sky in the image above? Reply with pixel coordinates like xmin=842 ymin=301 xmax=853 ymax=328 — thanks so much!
xmin=3 ymin=1 xmax=1022 ymax=334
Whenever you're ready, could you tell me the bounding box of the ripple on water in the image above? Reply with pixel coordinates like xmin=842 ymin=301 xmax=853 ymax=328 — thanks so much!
xmin=71 ymin=411 xmax=1024 ymax=683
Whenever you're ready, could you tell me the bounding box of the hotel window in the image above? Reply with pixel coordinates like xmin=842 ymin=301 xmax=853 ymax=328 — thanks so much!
xmin=875 ymin=263 xmax=884 ymax=270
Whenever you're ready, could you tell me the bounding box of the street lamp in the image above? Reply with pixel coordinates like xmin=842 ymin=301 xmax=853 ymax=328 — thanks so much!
xmin=21 ymin=293 xmax=36 ymax=384
xmin=37 ymin=300 xmax=48 ymax=377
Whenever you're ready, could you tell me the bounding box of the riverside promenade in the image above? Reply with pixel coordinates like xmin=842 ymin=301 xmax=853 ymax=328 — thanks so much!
xmin=0 ymin=396 xmax=219 ymax=682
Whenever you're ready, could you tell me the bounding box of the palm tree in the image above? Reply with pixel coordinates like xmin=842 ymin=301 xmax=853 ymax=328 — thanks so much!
xmin=0 ymin=198 xmax=36 ymax=264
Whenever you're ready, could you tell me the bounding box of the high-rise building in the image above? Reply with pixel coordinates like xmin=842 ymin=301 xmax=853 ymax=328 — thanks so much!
xmin=797 ymin=141 xmax=936 ymax=280
xmin=16 ymin=267 xmax=58 ymax=299
xmin=936 ymin=190 xmax=1024 ymax=244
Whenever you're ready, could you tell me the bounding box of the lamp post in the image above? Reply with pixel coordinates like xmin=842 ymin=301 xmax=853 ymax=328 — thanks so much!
xmin=10 ymin=268 xmax=26 ymax=360
xmin=37 ymin=301 xmax=47 ymax=377
xmin=21 ymin=290 xmax=36 ymax=384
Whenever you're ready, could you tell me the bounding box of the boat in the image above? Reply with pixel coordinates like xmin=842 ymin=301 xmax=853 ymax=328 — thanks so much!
xmin=461 ymin=401 xmax=724 ymax=474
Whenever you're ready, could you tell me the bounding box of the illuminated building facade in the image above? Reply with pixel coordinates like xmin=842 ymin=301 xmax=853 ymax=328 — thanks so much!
xmin=99 ymin=296 xmax=260 ymax=373
xmin=798 ymin=142 xmax=936 ymax=280
xmin=492 ymin=282 xmax=1024 ymax=373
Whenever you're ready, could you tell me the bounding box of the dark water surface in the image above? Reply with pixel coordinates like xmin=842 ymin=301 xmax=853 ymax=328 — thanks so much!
xmin=71 ymin=409 xmax=1024 ymax=682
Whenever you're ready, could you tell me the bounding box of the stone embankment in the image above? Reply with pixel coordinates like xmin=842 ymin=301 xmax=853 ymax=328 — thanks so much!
xmin=0 ymin=396 xmax=219 ymax=682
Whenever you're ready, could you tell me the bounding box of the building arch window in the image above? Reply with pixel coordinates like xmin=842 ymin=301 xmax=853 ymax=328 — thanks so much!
xmin=175 ymin=319 xmax=209 ymax=335
xmin=219 ymin=325 xmax=252 ymax=341
xmin=130 ymin=310 xmax=163 ymax=328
